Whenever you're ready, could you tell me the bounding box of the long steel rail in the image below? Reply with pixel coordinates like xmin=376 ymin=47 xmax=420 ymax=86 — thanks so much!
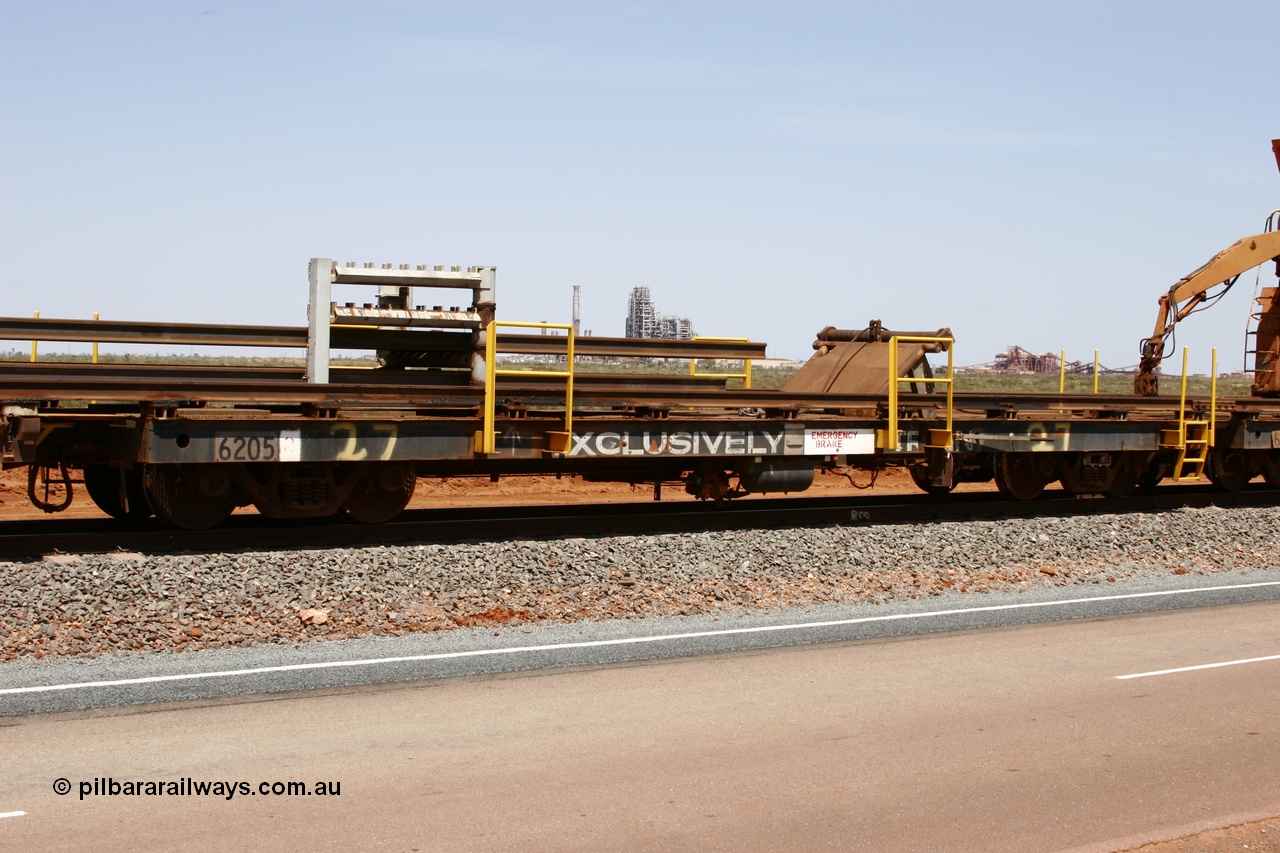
xmin=4 ymin=316 xmax=1262 ymax=418
xmin=2 ymin=359 xmax=1267 ymax=416
xmin=0 ymin=318 xmax=767 ymax=359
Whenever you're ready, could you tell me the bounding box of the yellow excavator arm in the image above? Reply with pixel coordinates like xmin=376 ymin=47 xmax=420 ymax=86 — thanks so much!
xmin=1134 ymin=140 xmax=1280 ymax=396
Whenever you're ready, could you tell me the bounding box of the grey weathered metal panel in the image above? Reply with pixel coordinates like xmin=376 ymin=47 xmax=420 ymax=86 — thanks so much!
xmin=306 ymin=258 xmax=333 ymax=384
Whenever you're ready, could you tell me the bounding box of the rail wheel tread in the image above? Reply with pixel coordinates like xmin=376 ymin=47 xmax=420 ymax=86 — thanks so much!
xmin=340 ymin=463 xmax=416 ymax=525
xmin=84 ymin=465 xmax=150 ymax=520
xmin=994 ymin=453 xmax=1053 ymax=502
xmin=908 ymin=463 xmax=955 ymax=496
xmin=144 ymin=464 xmax=236 ymax=530
xmin=1206 ymin=449 xmax=1253 ymax=493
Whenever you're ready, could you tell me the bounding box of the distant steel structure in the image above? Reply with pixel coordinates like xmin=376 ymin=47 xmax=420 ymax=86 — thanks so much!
xmin=958 ymin=345 xmax=1122 ymax=376
xmin=572 ymin=285 xmax=581 ymax=337
xmin=626 ymin=286 xmax=696 ymax=340
xmin=993 ymin=345 xmax=1059 ymax=375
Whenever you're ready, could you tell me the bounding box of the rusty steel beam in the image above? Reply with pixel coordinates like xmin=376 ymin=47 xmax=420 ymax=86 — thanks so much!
xmin=499 ymin=334 xmax=767 ymax=360
xmin=0 ymin=367 xmax=736 ymax=407
xmin=0 ymin=361 xmax=732 ymax=393
xmin=0 ymin=317 xmax=766 ymax=361
xmin=0 ymin=318 xmax=307 ymax=348
xmin=0 ymin=362 xmax=299 ymax=383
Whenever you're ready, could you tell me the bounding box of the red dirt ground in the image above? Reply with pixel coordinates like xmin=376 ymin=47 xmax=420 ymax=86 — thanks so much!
xmin=0 ymin=464 xmax=995 ymax=522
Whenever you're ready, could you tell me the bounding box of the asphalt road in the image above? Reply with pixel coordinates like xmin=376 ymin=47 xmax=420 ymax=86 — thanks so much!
xmin=2 ymin=594 xmax=1280 ymax=851
xmin=4 ymin=570 xmax=1280 ymax=716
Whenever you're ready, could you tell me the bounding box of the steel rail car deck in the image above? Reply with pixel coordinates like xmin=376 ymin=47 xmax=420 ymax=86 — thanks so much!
xmin=5 ymin=257 xmax=1280 ymax=529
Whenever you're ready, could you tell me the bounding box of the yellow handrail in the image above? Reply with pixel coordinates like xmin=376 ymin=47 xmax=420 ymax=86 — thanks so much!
xmin=1171 ymin=346 xmax=1216 ymax=481
xmin=688 ymin=336 xmax=753 ymax=388
xmin=481 ymin=321 xmax=575 ymax=454
xmin=880 ymin=335 xmax=954 ymax=452
xmin=1177 ymin=346 xmax=1190 ymax=447
xmin=1209 ymin=347 xmax=1217 ymax=447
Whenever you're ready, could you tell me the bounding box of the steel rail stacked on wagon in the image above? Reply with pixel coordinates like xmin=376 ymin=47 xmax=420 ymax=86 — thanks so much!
xmin=0 ymin=362 xmax=738 ymax=396
xmin=3 ymin=316 xmax=1260 ymax=416
xmin=0 ymin=318 xmax=766 ymax=360
xmin=1 ymin=364 xmax=1264 ymax=415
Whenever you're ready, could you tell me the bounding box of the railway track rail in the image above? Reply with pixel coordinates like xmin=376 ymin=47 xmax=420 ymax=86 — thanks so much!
xmin=3 ymin=483 xmax=1276 ymax=560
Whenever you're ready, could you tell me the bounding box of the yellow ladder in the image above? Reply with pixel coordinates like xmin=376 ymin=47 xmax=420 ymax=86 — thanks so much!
xmin=877 ymin=335 xmax=955 ymax=452
xmin=1167 ymin=347 xmax=1217 ymax=482
xmin=1245 ymin=285 xmax=1277 ymax=391
xmin=1172 ymin=419 xmax=1210 ymax=481
xmin=476 ymin=320 xmax=575 ymax=455
xmin=688 ymin=336 xmax=753 ymax=388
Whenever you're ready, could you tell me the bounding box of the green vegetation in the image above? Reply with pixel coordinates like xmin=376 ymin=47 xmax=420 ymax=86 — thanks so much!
xmin=512 ymin=358 xmax=799 ymax=389
xmin=944 ymin=370 xmax=1250 ymax=397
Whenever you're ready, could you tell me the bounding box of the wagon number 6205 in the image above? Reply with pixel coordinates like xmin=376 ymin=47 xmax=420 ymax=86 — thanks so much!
xmin=216 ymin=435 xmax=278 ymax=462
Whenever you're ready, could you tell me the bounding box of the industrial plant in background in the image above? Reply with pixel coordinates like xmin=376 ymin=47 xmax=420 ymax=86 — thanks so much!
xmin=625 ymin=287 xmax=697 ymax=340
xmin=959 ymin=345 xmax=1136 ymax=376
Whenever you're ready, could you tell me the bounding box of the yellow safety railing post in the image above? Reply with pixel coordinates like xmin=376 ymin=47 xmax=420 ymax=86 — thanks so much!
xmin=30 ymin=311 xmax=38 ymax=363
xmin=1059 ymin=349 xmax=1066 ymax=393
xmin=483 ymin=322 xmax=497 ymax=453
xmin=480 ymin=320 xmax=575 ymax=455
xmin=885 ymin=340 xmax=899 ymax=449
xmin=1092 ymin=349 xmax=1099 ymax=394
xmin=688 ymin=337 xmax=753 ymax=388
xmin=92 ymin=312 xmax=100 ymax=364
xmin=1209 ymin=347 xmax=1217 ymax=447
xmin=880 ymin=335 xmax=954 ymax=452
xmin=1159 ymin=346 xmax=1212 ymax=482
xmin=945 ymin=343 xmax=954 ymax=441
xmin=564 ymin=331 xmax=575 ymax=434
xmin=1177 ymin=346 xmax=1189 ymax=447
xmin=1171 ymin=346 xmax=1213 ymax=482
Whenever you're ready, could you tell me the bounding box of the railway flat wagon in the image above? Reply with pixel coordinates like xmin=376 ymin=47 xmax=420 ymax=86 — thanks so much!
xmin=4 ymin=143 xmax=1280 ymax=529
xmin=0 ymin=248 xmax=1277 ymax=532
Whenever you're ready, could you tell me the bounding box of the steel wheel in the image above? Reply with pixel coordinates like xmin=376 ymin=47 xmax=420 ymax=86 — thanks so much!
xmin=1206 ymin=449 xmax=1252 ymax=492
xmin=1135 ymin=460 xmax=1169 ymax=494
xmin=144 ymin=464 xmax=236 ymax=530
xmin=1103 ymin=456 xmax=1140 ymax=498
xmin=84 ymin=465 xmax=151 ymax=519
xmin=909 ymin=463 xmax=955 ymax=496
xmin=1260 ymin=450 xmax=1280 ymax=487
xmin=994 ymin=453 xmax=1052 ymax=501
xmin=340 ymin=462 xmax=416 ymax=524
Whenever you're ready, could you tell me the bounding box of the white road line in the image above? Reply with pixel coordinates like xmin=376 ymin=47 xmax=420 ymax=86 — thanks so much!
xmin=3 ymin=580 xmax=1279 ymax=698
xmin=0 ymin=811 xmax=27 ymax=819
xmin=1116 ymin=653 xmax=1280 ymax=680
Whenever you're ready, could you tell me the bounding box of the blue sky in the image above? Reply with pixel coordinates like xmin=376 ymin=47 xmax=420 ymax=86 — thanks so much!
xmin=2 ymin=1 xmax=1278 ymax=371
